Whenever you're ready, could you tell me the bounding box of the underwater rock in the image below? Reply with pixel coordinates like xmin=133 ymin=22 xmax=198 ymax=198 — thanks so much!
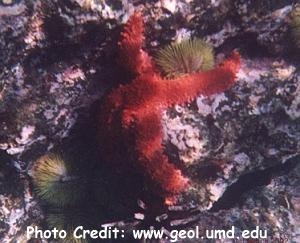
xmin=0 ymin=0 xmax=299 ymax=242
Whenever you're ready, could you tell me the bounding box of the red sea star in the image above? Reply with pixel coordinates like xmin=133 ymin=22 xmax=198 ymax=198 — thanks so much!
xmin=98 ymin=12 xmax=241 ymax=203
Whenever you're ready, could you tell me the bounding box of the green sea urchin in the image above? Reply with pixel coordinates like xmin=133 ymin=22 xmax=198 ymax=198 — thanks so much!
xmin=155 ymin=38 xmax=214 ymax=78
xmin=291 ymin=5 xmax=300 ymax=49
xmin=31 ymin=153 xmax=84 ymax=206
xmin=47 ymin=210 xmax=89 ymax=243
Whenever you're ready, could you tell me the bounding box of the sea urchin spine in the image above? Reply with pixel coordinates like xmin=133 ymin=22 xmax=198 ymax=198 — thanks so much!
xmin=31 ymin=153 xmax=83 ymax=206
xmin=155 ymin=38 xmax=214 ymax=78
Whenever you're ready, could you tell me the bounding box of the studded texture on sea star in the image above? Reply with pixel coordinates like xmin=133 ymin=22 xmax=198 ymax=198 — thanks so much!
xmin=98 ymin=12 xmax=241 ymax=202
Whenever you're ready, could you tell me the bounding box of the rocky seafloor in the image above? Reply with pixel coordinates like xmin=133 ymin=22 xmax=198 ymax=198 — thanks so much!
xmin=0 ymin=0 xmax=299 ymax=242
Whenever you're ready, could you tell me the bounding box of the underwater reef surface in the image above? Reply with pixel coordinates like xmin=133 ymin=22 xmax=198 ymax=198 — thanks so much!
xmin=0 ymin=0 xmax=299 ymax=242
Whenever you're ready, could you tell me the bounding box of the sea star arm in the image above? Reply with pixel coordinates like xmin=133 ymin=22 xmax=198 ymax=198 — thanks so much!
xmin=118 ymin=12 xmax=154 ymax=75
xmin=160 ymin=51 xmax=241 ymax=107
xmin=134 ymin=111 xmax=188 ymax=195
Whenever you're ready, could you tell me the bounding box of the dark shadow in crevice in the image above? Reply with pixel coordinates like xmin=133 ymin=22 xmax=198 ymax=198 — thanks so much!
xmin=216 ymin=32 xmax=273 ymax=59
xmin=0 ymin=150 xmax=23 ymax=197
xmin=210 ymin=155 xmax=300 ymax=212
